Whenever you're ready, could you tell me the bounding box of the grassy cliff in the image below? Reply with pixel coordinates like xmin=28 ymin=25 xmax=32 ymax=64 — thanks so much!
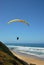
xmin=0 ymin=41 xmax=28 ymax=65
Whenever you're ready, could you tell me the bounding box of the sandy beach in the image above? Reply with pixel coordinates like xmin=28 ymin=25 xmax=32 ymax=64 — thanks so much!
xmin=11 ymin=51 xmax=44 ymax=65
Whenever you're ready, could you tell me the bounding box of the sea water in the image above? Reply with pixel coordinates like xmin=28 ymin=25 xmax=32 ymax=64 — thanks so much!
xmin=5 ymin=43 xmax=44 ymax=59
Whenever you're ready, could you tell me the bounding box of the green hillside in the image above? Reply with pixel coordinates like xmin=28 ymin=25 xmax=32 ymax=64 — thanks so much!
xmin=0 ymin=41 xmax=28 ymax=65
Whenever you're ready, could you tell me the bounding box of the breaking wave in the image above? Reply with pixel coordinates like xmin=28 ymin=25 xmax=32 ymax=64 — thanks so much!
xmin=7 ymin=45 xmax=44 ymax=58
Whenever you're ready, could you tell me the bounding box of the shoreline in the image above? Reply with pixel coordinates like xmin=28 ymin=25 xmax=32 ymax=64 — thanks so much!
xmin=11 ymin=50 xmax=44 ymax=65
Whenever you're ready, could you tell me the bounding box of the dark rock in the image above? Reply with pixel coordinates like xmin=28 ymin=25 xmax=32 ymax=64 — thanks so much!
xmin=0 ymin=61 xmax=3 ymax=64
xmin=30 ymin=63 xmax=36 ymax=65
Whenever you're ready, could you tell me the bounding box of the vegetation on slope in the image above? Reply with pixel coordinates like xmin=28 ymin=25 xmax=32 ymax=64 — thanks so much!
xmin=0 ymin=41 xmax=28 ymax=65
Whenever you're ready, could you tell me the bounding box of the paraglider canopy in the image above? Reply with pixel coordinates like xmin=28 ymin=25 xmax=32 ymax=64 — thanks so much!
xmin=8 ymin=19 xmax=29 ymax=25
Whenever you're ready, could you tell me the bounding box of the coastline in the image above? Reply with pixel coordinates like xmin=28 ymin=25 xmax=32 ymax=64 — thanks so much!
xmin=11 ymin=50 xmax=44 ymax=65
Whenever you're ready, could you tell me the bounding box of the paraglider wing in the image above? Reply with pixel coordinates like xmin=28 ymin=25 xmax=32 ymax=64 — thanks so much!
xmin=8 ymin=19 xmax=29 ymax=25
xmin=8 ymin=20 xmax=16 ymax=24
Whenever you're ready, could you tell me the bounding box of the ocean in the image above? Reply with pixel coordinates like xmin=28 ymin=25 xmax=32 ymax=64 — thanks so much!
xmin=5 ymin=43 xmax=44 ymax=59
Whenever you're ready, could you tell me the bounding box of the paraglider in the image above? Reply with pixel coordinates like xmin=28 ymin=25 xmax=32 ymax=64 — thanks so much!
xmin=8 ymin=19 xmax=29 ymax=25
xmin=8 ymin=19 xmax=30 ymax=41
xmin=17 ymin=37 xmax=19 ymax=40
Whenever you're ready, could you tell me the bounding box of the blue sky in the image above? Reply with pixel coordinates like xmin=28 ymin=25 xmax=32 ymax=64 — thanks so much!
xmin=0 ymin=0 xmax=44 ymax=43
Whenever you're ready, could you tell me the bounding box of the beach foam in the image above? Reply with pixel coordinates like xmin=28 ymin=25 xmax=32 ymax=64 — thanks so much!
xmin=7 ymin=45 xmax=44 ymax=58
